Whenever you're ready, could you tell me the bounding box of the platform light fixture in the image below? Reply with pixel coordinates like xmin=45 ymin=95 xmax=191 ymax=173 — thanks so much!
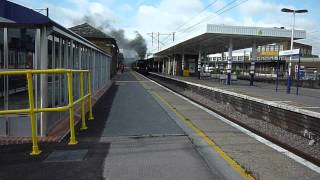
xmin=281 ymin=8 xmax=308 ymax=94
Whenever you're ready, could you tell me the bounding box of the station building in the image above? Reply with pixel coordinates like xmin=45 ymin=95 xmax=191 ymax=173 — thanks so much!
xmin=0 ymin=0 xmax=117 ymax=138
xmin=204 ymin=41 xmax=318 ymax=79
xmin=69 ymin=23 xmax=119 ymax=77
xmin=152 ymin=24 xmax=320 ymax=81
xmin=205 ymin=43 xmax=318 ymax=80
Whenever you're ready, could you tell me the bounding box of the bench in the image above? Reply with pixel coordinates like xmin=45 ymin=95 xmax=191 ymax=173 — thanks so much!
xmin=200 ymin=72 xmax=211 ymax=79
xmin=219 ymin=74 xmax=237 ymax=84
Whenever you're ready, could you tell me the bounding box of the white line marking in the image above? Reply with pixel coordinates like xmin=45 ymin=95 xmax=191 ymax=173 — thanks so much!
xmin=140 ymin=73 xmax=320 ymax=174
xmin=271 ymin=101 xmax=292 ymax=102
xmin=115 ymin=80 xmax=150 ymax=82
xmin=299 ymin=107 xmax=320 ymax=109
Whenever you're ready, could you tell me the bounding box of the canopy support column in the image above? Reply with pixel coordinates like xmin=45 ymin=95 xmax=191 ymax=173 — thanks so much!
xmin=227 ymin=38 xmax=233 ymax=85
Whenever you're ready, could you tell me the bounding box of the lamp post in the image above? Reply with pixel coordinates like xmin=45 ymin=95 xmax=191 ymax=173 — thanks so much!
xmin=281 ymin=8 xmax=308 ymax=94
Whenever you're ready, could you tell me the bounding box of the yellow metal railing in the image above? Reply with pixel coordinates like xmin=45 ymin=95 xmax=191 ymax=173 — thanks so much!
xmin=0 ymin=69 xmax=95 ymax=155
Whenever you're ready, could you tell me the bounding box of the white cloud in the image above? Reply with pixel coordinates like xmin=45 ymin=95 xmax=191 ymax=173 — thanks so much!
xmin=13 ymin=0 xmax=320 ymax=56
xmin=42 ymin=0 xmax=118 ymax=28
xmin=238 ymin=0 xmax=281 ymax=16
xmin=122 ymin=3 xmax=133 ymax=12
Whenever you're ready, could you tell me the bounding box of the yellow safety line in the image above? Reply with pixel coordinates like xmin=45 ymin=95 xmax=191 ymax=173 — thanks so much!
xmin=132 ymin=71 xmax=255 ymax=180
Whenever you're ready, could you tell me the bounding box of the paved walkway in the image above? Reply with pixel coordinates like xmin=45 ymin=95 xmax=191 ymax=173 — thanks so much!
xmin=1 ymin=71 xmax=318 ymax=180
xmin=0 ymin=71 xmax=221 ymax=180
xmin=153 ymin=73 xmax=320 ymax=113
xmin=100 ymin=71 xmax=218 ymax=179
xmin=137 ymin=72 xmax=320 ymax=179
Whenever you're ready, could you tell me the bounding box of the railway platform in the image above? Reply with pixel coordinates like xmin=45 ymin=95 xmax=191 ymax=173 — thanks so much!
xmin=0 ymin=71 xmax=319 ymax=180
xmin=151 ymin=73 xmax=320 ymax=113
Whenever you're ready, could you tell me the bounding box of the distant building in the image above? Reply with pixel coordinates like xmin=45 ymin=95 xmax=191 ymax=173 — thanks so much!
xmin=207 ymin=51 xmax=251 ymax=62
xmin=204 ymin=41 xmax=319 ymax=79
xmin=70 ymin=23 xmax=119 ymax=76
xmin=257 ymin=41 xmax=313 ymax=60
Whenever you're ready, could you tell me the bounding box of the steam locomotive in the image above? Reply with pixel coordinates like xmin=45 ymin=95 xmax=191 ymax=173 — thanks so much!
xmin=132 ymin=59 xmax=149 ymax=75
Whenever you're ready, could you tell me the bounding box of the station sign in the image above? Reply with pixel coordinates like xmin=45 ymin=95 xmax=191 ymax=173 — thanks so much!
xmin=279 ymin=49 xmax=300 ymax=56
xmin=258 ymin=51 xmax=279 ymax=56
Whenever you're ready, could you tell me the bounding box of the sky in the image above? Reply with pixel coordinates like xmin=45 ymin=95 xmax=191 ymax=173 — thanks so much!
xmin=14 ymin=0 xmax=320 ymax=56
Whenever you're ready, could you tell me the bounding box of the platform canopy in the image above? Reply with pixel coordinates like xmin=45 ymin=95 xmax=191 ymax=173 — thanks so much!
xmin=155 ymin=24 xmax=306 ymax=56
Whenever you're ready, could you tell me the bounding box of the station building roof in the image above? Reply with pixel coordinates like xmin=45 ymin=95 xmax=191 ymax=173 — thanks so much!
xmin=69 ymin=23 xmax=119 ymax=50
xmin=0 ymin=0 xmax=111 ymax=57
xmin=155 ymin=24 xmax=306 ymax=57
xmin=69 ymin=23 xmax=113 ymax=39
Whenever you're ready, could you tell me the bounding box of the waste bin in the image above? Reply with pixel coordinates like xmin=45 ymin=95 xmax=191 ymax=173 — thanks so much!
xmin=183 ymin=70 xmax=190 ymax=77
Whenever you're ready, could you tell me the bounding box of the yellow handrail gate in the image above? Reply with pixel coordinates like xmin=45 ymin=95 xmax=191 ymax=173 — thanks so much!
xmin=0 ymin=69 xmax=95 ymax=155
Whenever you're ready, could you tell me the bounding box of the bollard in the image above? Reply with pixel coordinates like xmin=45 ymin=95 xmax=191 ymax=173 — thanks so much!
xmin=67 ymin=71 xmax=78 ymax=145
xmin=27 ymin=72 xmax=41 ymax=155
xmin=249 ymin=62 xmax=255 ymax=86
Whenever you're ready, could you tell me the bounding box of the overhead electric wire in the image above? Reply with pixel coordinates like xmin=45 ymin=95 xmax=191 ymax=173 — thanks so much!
xmin=160 ymin=0 xmax=241 ymax=46
xmin=160 ymin=0 xmax=219 ymax=46
xmin=178 ymin=0 xmax=239 ymax=33
xmin=171 ymin=0 xmax=218 ymax=33
xmin=160 ymin=0 xmax=248 ymax=49
xmin=178 ymin=0 xmax=248 ymax=37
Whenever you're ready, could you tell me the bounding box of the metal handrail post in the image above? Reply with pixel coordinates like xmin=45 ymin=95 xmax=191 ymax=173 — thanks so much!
xmin=67 ymin=71 xmax=78 ymax=145
xmin=0 ymin=69 xmax=95 ymax=154
xmin=87 ymin=72 xmax=94 ymax=120
xmin=79 ymin=72 xmax=88 ymax=130
xmin=26 ymin=72 xmax=41 ymax=155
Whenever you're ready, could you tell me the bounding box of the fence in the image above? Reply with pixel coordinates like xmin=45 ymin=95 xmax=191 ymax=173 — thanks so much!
xmin=0 ymin=69 xmax=94 ymax=155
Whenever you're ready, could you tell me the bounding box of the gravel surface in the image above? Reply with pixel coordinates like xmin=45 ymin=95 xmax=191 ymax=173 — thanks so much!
xmin=151 ymin=76 xmax=320 ymax=162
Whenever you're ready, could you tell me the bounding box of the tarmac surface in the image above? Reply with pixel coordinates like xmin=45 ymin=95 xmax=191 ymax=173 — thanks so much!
xmin=100 ymin=71 xmax=218 ymax=180
xmin=0 ymin=71 xmax=219 ymax=180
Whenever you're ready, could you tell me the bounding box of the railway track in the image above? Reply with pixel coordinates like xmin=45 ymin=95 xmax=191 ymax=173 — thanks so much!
xmin=145 ymin=72 xmax=320 ymax=167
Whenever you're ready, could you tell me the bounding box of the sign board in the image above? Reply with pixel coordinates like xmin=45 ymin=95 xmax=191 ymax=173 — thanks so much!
xmin=189 ymin=59 xmax=195 ymax=73
xmin=258 ymin=51 xmax=279 ymax=56
xmin=279 ymin=49 xmax=300 ymax=56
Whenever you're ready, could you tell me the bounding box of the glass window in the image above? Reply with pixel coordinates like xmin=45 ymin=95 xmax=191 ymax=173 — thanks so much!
xmin=0 ymin=28 xmax=3 ymax=69
xmin=0 ymin=28 xmax=4 ymax=112
xmin=7 ymin=28 xmax=36 ymax=110
xmin=4 ymin=28 xmax=36 ymax=136
xmin=280 ymin=45 xmax=284 ymax=51
xmin=0 ymin=28 xmax=4 ymax=135
xmin=48 ymin=35 xmax=53 ymax=107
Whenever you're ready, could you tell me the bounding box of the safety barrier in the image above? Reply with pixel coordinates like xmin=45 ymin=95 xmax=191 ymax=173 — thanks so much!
xmin=0 ymin=69 xmax=94 ymax=155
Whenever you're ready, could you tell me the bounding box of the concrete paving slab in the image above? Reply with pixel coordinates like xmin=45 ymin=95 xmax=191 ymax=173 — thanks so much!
xmin=191 ymin=119 xmax=240 ymax=132
xmin=229 ymin=150 xmax=320 ymax=180
xmin=169 ymin=104 xmax=199 ymax=111
xmin=178 ymin=109 xmax=215 ymax=120
xmin=102 ymin=136 xmax=216 ymax=180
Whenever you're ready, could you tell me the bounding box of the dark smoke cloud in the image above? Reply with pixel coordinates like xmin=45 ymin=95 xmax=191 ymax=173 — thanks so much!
xmin=129 ymin=32 xmax=147 ymax=59
xmin=73 ymin=16 xmax=147 ymax=59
